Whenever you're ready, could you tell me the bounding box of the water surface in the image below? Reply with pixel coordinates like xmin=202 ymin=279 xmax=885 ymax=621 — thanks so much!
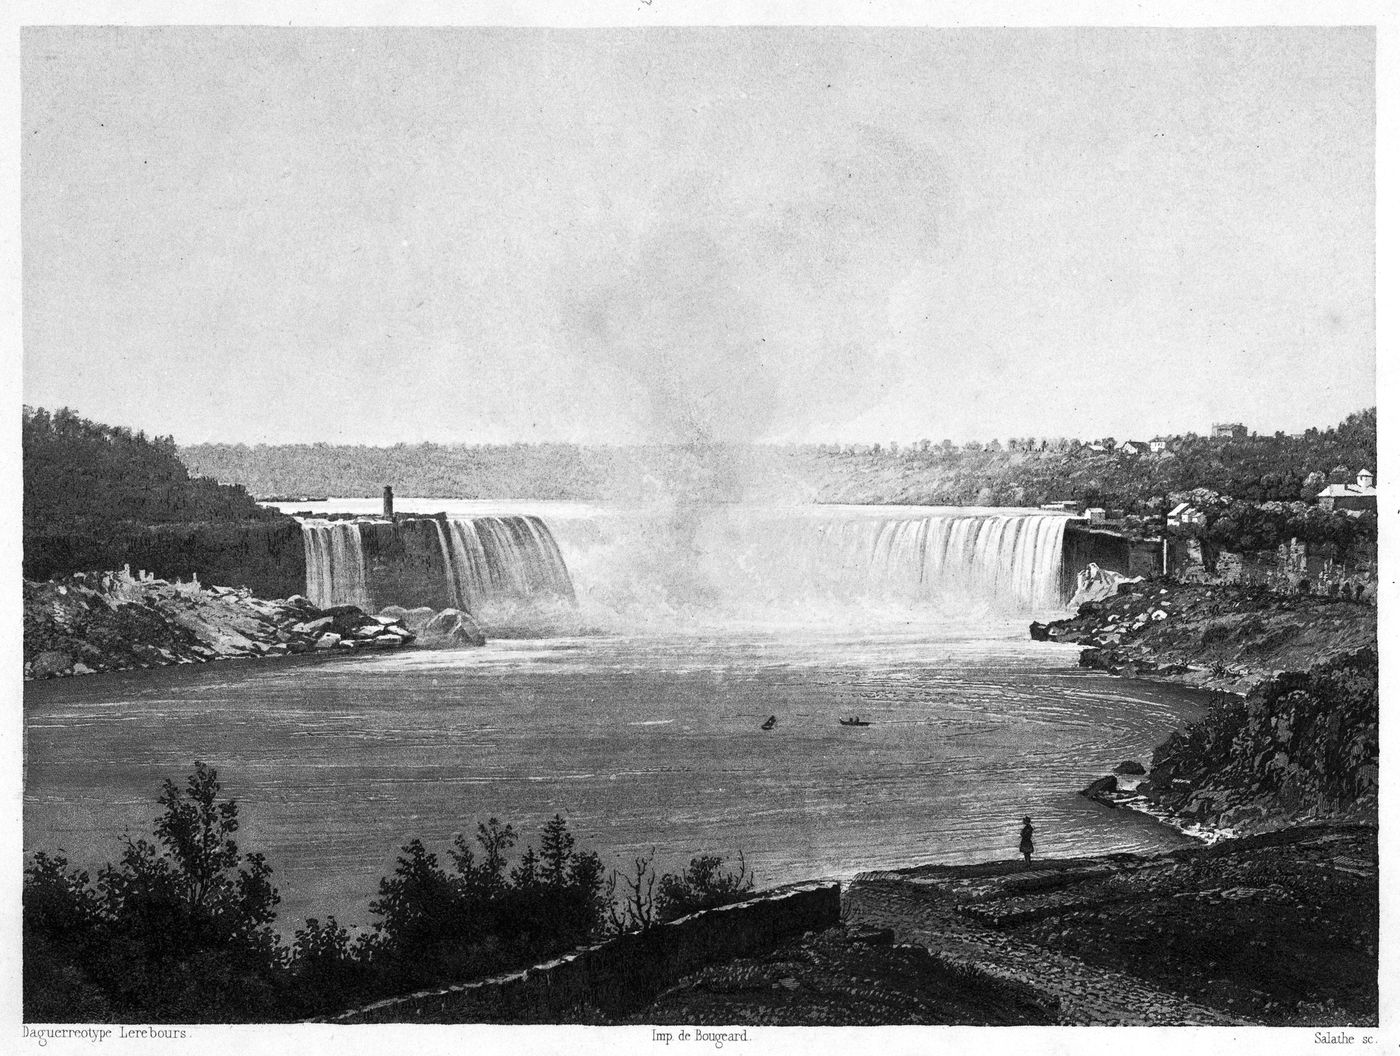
xmin=25 ymin=628 xmax=1210 ymax=927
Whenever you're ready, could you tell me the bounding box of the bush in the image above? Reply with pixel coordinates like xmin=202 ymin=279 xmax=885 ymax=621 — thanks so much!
xmin=23 ymin=761 xmax=286 ymax=1022
xmin=25 ymin=766 xmax=617 ymax=1022
xmin=656 ymin=853 xmax=755 ymax=923
xmin=349 ymin=813 xmax=607 ymax=996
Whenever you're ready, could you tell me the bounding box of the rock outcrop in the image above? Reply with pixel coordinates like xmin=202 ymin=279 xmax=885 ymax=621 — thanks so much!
xmin=1132 ymin=648 xmax=1378 ymax=835
xmin=1065 ymin=562 xmax=1142 ymax=608
xmin=420 ymin=608 xmax=487 ymax=647
xmin=23 ymin=568 xmax=416 ymax=680
xmin=1044 ymin=578 xmax=1379 ymax=837
xmin=378 ymin=605 xmax=486 ymax=646
xmin=1035 ymin=579 xmax=1375 ymax=693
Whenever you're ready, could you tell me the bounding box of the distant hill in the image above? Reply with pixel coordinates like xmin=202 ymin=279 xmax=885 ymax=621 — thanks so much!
xmin=23 ymin=406 xmax=280 ymax=533
xmin=179 ymin=409 xmax=1378 ymax=513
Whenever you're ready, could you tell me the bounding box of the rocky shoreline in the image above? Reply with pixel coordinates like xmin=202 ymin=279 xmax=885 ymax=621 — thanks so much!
xmin=22 ymin=569 xmax=487 ymax=681
xmin=1031 ymin=578 xmax=1378 ymax=839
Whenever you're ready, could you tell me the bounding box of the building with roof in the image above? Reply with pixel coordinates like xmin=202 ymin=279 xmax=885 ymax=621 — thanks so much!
xmin=1317 ymin=469 xmax=1377 ymax=513
xmin=1167 ymin=502 xmax=1207 ymax=528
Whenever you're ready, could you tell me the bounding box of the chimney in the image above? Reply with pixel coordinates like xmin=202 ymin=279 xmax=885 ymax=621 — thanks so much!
xmin=383 ymin=485 xmax=394 ymax=518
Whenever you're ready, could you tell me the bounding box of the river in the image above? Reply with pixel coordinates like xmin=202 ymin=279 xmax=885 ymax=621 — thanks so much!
xmin=24 ymin=623 xmax=1209 ymax=928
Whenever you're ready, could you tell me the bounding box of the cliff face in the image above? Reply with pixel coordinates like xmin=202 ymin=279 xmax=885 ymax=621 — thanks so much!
xmin=1039 ymin=581 xmax=1379 ymax=836
xmin=24 ymin=520 xmax=307 ymax=600
xmin=1140 ymin=650 xmax=1378 ymax=833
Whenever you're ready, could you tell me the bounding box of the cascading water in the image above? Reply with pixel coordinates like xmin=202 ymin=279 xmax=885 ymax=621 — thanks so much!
xmin=439 ymin=515 xmax=577 ymax=609
xmin=301 ymin=521 xmax=371 ymax=610
xmin=730 ymin=510 xmax=1069 ymax=611
xmin=298 ymin=506 xmax=1069 ymax=624
xmin=299 ymin=514 xmax=577 ymax=614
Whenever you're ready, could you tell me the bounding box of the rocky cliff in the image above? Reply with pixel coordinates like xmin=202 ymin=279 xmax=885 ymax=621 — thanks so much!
xmin=1035 ymin=580 xmax=1375 ymax=694
xmin=23 ymin=569 xmax=415 ymax=680
xmin=1034 ymin=580 xmax=1378 ymax=837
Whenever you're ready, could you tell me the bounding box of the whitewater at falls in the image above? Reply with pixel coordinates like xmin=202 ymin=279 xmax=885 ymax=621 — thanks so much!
xmin=296 ymin=506 xmax=1072 ymax=622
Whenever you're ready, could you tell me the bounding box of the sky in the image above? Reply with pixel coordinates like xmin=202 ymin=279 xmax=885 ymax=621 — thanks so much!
xmin=21 ymin=26 xmax=1376 ymax=446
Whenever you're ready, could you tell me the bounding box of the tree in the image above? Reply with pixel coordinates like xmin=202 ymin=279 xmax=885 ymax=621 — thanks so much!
xmin=539 ymin=814 xmax=576 ymax=888
xmin=24 ymin=762 xmax=284 ymax=1022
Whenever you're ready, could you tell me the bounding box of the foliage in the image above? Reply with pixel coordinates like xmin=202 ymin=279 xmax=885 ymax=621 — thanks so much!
xmin=23 ymin=405 xmax=279 ymax=535
xmin=605 ymin=851 xmax=755 ymax=933
xmin=24 ymin=767 xmax=625 ymax=1022
xmin=23 ymin=761 xmax=285 ymax=1022
xmin=178 ymin=409 xmax=1377 ymax=520
xmin=655 ymin=853 xmax=755 ymax=923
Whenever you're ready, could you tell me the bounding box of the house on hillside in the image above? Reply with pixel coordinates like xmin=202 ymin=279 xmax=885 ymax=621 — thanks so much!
xmin=1085 ymin=507 xmax=1107 ymax=523
xmin=1167 ymin=502 xmax=1207 ymax=528
xmin=1149 ymin=436 xmax=1170 ymax=453
xmin=1040 ymin=500 xmax=1083 ymax=514
xmin=1317 ymin=469 xmax=1377 ymax=513
xmin=1117 ymin=440 xmax=1150 ymax=456
xmin=1211 ymin=422 xmax=1248 ymax=439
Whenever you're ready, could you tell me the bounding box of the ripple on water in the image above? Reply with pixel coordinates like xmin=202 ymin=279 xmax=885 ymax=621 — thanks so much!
xmin=24 ymin=631 xmax=1212 ymax=924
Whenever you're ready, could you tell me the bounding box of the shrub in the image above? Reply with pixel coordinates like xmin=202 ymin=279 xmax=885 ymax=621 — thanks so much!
xmin=656 ymin=853 xmax=755 ymax=923
xmin=23 ymin=761 xmax=286 ymax=1022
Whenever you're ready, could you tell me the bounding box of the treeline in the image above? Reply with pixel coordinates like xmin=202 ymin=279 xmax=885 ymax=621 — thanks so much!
xmin=182 ymin=440 xmax=607 ymax=502
xmin=180 ymin=410 xmax=1377 ymax=519
xmin=792 ymin=408 xmax=1378 ymax=511
xmin=24 ymin=406 xmax=280 ymax=534
xmin=25 ymin=764 xmax=754 ymax=1023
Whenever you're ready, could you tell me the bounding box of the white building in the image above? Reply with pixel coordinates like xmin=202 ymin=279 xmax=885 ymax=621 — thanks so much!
xmin=1167 ymin=502 xmax=1207 ymax=528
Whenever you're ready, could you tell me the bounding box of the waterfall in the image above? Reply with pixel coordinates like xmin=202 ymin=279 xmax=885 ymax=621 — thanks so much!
xmin=448 ymin=515 xmax=577 ymax=605
xmin=736 ymin=510 xmax=1069 ymax=611
xmin=298 ymin=514 xmax=576 ymax=613
xmin=301 ymin=521 xmax=370 ymax=609
xmin=298 ymin=507 xmax=1066 ymax=619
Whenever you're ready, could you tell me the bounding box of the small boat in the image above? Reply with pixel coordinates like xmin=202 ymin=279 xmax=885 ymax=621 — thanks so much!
xmin=839 ymin=717 xmax=871 ymax=727
xmin=761 ymin=715 xmax=777 ymax=730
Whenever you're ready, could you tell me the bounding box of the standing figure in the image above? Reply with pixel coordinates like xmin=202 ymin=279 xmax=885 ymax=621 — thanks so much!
xmin=1019 ymin=816 xmax=1035 ymax=866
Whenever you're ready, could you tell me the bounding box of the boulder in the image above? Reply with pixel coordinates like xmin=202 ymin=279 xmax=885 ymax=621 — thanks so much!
xmin=1029 ymin=621 xmax=1051 ymax=642
xmin=313 ymin=632 xmax=343 ymax=650
xmin=292 ymin=616 xmax=335 ymax=635
xmin=421 ymin=608 xmax=486 ymax=647
xmin=1114 ymin=760 xmax=1147 ymax=775
xmin=401 ymin=606 xmax=438 ymax=634
xmin=329 ymin=609 xmax=371 ymax=636
xmin=31 ymin=650 xmax=75 ymax=678
xmin=1081 ymin=775 xmax=1118 ymax=798
xmin=1067 ymin=563 xmax=1144 ymax=609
